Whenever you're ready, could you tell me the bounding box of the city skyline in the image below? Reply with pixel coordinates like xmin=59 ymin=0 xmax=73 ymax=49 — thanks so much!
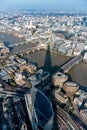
xmin=0 ymin=0 xmax=87 ymax=11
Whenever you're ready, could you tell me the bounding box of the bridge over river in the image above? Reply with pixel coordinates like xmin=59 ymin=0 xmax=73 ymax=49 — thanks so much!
xmin=59 ymin=50 xmax=86 ymax=73
xmin=13 ymin=44 xmax=46 ymax=55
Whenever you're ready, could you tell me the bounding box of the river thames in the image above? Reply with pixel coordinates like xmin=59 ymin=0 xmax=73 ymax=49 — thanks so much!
xmin=0 ymin=32 xmax=87 ymax=89
xmin=24 ymin=49 xmax=87 ymax=89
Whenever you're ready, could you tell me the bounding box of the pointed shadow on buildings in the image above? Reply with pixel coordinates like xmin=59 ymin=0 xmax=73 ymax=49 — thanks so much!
xmin=43 ymin=44 xmax=52 ymax=72
xmin=43 ymin=44 xmax=59 ymax=74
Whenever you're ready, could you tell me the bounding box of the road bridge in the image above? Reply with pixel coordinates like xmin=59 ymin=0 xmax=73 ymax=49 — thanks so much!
xmin=60 ymin=53 xmax=83 ymax=73
xmin=13 ymin=45 xmax=45 ymax=55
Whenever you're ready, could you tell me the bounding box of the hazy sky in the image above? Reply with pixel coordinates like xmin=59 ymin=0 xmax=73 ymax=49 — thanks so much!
xmin=0 ymin=0 xmax=87 ymax=11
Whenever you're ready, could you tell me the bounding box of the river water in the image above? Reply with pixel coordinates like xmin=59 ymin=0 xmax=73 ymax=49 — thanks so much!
xmin=25 ymin=50 xmax=87 ymax=91
xmin=24 ymin=50 xmax=71 ymax=74
xmin=69 ymin=62 xmax=87 ymax=89
xmin=24 ymin=49 xmax=87 ymax=88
